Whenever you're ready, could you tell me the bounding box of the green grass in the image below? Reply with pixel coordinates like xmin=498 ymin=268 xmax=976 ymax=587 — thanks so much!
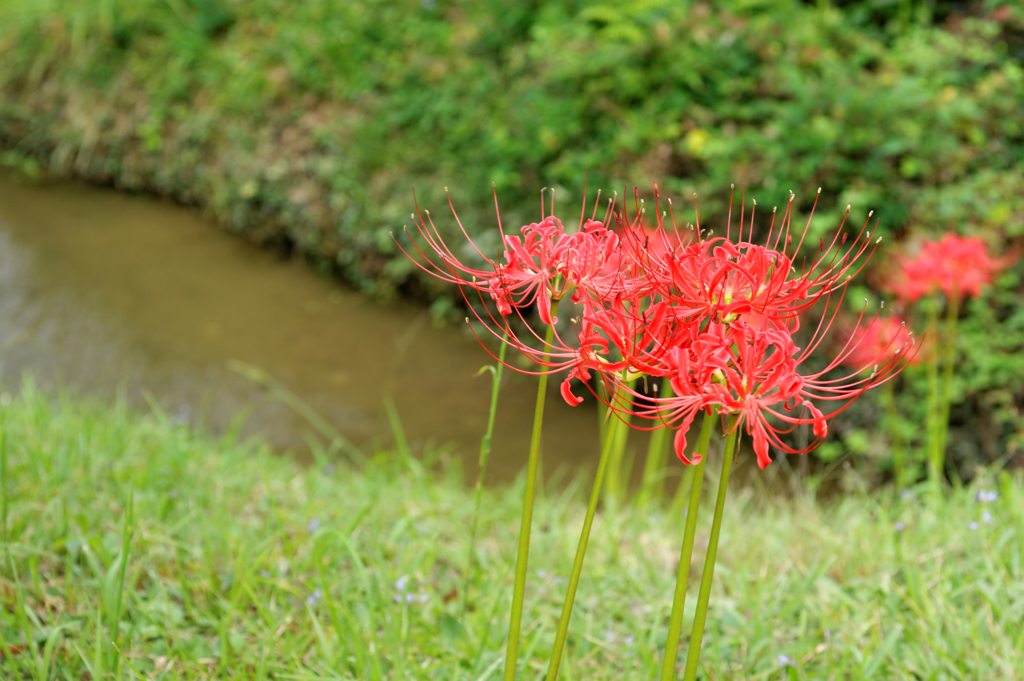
xmin=0 ymin=381 xmax=1022 ymax=679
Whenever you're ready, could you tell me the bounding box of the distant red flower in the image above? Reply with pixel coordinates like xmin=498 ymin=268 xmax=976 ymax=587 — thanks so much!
xmin=838 ymin=315 xmax=918 ymax=370
xmin=888 ymin=234 xmax=1007 ymax=303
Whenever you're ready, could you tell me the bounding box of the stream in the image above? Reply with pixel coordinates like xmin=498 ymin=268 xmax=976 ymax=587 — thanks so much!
xmin=0 ymin=171 xmax=616 ymax=484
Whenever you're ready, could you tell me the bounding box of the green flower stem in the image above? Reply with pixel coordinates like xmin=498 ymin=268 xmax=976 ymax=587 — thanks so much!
xmin=604 ymin=379 xmax=636 ymax=505
xmin=503 ymin=302 xmax=558 ymax=681
xmin=1 ymin=403 xmax=7 ymax=543
xmin=935 ymin=289 xmax=960 ymax=478
xmin=669 ymin=460 xmax=698 ymax=521
xmin=596 ymin=378 xmax=609 ymax=448
xmin=659 ymin=412 xmax=715 ymax=681
xmin=681 ymin=414 xmax=740 ymax=681
xmin=544 ymin=397 xmax=619 ymax=681
xmin=925 ymin=299 xmax=942 ymax=487
xmin=883 ymin=381 xmax=904 ymax=490
xmin=638 ymin=379 xmax=675 ymax=511
xmin=462 ymin=335 xmax=508 ymax=624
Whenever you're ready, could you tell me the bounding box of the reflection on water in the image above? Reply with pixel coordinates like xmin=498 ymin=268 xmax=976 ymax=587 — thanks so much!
xmin=0 ymin=171 xmax=607 ymax=483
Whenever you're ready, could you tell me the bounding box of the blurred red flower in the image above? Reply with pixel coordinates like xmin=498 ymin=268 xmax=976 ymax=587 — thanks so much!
xmin=888 ymin=234 xmax=1008 ymax=303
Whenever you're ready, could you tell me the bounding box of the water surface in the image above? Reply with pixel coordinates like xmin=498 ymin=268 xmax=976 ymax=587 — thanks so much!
xmin=0 ymin=172 xmax=607 ymax=483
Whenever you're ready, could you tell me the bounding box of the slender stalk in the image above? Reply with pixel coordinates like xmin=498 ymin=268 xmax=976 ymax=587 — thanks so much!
xmin=108 ymin=491 xmax=133 ymax=670
xmin=934 ymin=289 xmax=960 ymax=479
xmin=604 ymin=379 xmax=636 ymax=505
xmin=681 ymin=415 xmax=740 ymax=681
xmin=503 ymin=302 xmax=558 ymax=681
xmin=1 ymin=403 xmax=7 ymax=544
xmin=543 ymin=404 xmax=619 ymax=681
xmin=659 ymin=412 xmax=715 ymax=681
xmin=883 ymin=381 xmax=904 ymax=489
xmin=924 ymin=299 xmax=942 ymax=487
xmin=638 ymin=379 xmax=674 ymax=511
xmin=669 ymin=461 xmax=697 ymax=521
xmin=462 ymin=336 xmax=508 ymax=624
xmin=596 ymin=378 xmax=609 ymax=448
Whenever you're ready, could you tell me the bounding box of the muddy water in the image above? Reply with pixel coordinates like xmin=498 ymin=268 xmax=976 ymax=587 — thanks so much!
xmin=0 ymin=172 xmax=613 ymax=483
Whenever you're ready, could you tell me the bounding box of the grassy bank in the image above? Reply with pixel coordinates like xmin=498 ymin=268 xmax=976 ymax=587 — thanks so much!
xmin=0 ymin=383 xmax=1021 ymax=679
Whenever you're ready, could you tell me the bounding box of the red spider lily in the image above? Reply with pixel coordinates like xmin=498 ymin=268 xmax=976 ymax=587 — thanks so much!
xmin=393 ymin=194 xmax=640 ymax=402
xmin=612 ymin=310 xmax=910 ymax=469
xmin=395 ymin=188 xmax=630 ymax=324
xmin=612 ymin=189 xmax=883 ymax=333
xmin=488 ymin=215 xmax=582 ymax=324
xmin=555 ymin=189 xmax=887 ymax=407
xmin=394 ymin=190 xmax=591 ymax=323
xmin=888 ymin=234 xmax=1009 ymax=303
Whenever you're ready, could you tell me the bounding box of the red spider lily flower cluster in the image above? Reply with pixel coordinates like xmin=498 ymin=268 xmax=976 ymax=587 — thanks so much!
xmin=396 ymin=185 xmax=914 ymax=470
xmin=888 ymin=233 xmax=1008 ymax=303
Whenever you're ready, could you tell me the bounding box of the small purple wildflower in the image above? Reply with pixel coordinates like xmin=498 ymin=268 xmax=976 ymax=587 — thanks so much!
xmin=394 ymin=575 xmax=409 ymax=592
xmin=307 ymin=517 xmax=321 ymax=533
xmin=777 ymin=654 xmax=795 ymax=667
xmin=982 ymin=510 xmax=992 ymax=523
xmin=894 ymin=521 xmax=905 ymax=532
xmin=306 ymin=588 xmax=323 ymax=606
xmin=968 ymin=521 xmax=980 ymax=531
xmin=976 ymin=490 xmax=997 ymax=503
xmin=323 ymin=463 xmax=336 ymax=475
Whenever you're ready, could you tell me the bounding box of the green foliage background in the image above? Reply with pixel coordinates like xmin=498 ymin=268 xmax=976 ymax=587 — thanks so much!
xmin=1 ymin=0 xmax=1023 ymax=472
